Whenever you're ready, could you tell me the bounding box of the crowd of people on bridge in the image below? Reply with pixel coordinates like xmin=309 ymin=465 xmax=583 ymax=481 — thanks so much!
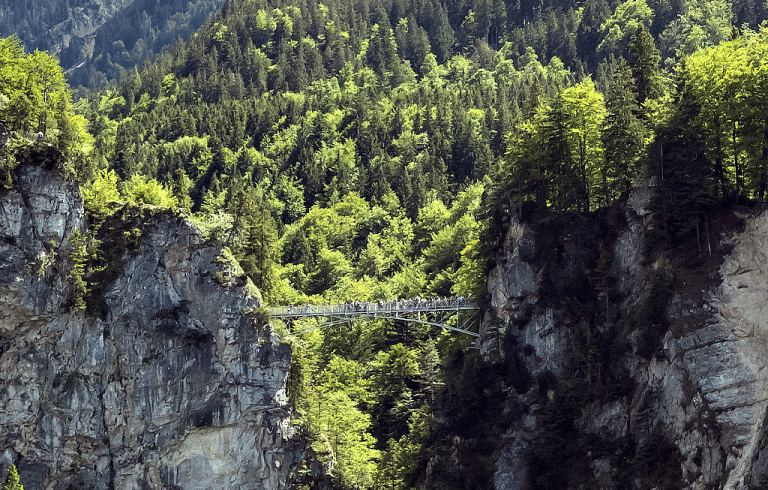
xmin=283 ymin=296 xmax=470 ymax=315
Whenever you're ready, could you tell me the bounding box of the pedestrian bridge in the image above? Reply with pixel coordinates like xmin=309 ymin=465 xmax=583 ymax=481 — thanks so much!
xmin=266 ymin=297 xmax=481 ymax=337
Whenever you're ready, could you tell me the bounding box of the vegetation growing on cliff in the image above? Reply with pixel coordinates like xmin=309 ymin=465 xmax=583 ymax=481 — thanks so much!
xmin=4 ymin=0 xmax=768 ymax=484
xmin=1 ymin=465 xmax=23 ymax=490
xmin=0 ymin=36 xmax=95 ymax=186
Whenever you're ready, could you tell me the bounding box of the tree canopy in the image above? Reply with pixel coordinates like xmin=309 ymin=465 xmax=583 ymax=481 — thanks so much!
xmin=0 ymin=35 xmax=94 ymax=184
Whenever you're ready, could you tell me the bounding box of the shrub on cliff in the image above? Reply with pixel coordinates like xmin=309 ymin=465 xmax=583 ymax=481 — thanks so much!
xmin=81 ymin=168 xmax=121 ymax=222
xmin=121 ymin=173 xmax=179 ymax=208
xmin=2 ymin=464 xmax=23 ymax=490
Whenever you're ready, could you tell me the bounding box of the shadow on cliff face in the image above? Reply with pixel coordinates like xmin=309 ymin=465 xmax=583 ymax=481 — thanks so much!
xmin=424 ymin=196 xmax=757 ymax=490
xmin=82 ymin=207 xmax=185 ymax=318
xmin=424 ymin=347 xmax=529 ymax=490
xmin=646 ymin=200 xmax=748 ymax=337
xmin=422 ymin=202 xmax=631 ymax=490
xmin=513 ymin=199 xmax=753 ymax=489
xmin=522 ymin=202 xmax=626 ymax=308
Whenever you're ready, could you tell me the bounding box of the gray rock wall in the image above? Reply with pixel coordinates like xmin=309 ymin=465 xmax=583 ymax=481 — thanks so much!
xmin=4 ymin=0 xmax=136 ymax=68
xmin=0 ymin=166 xmax=84 ymax=326
xmin=0 ymin=167 xmax=300 ymax=489
xmin=484 ymin=199 xmax=768 ymax=489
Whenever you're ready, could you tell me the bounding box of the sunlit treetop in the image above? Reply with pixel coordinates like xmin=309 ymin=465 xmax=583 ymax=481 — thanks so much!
xmin=0 ymin=35 xmax=94 ymax=185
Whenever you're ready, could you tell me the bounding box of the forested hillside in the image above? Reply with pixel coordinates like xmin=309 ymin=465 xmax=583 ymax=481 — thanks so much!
xmin=72 ymin=0 xmax=768 ymax=484
xmin=4 ymin=0 xmax=768 ymax=486
xmin=0 ymin=0 xmax=225 ymax=88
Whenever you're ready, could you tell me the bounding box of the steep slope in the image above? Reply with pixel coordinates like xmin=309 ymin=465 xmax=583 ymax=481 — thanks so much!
xmin=0 ymin=0 xmax=134 ymax=70
xmin=481 ymin=181 xmax=768 ymax=489
xmin=0 ymin=165 xmax=301 ymax=489
xmin=0 ymin=0 xmax=224 ymax=87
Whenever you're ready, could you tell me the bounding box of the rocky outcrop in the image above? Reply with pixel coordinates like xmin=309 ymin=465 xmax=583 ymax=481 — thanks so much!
xmin=482 ymin=215 xmax=567 ymax=490
xmin=4 ymin=0 xmax=135 ymax=69
xmin=3 ymin=0 xmax=223 ymax=85
xmin=484 ymin=194 xmax=768 ymax=489
xmin=672 ymin=210 xmax=768 ymax=489
xmin=0 ymin=166 xmax=301 ymax=489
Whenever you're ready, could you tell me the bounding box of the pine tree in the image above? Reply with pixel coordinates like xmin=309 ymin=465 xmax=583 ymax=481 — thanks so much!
xmin=602 ymin=57 xmax=645 ymax=204
xmin=240 ymin=192 xmax=280 ymax=301
xmin=629 ymin=25 xmax=662 ymax=108
xmin=650 ymin=58 xmax=714 ymax=245
xmin=540 ymin=95 xmax=579 ymax=211
xmin=3 ymin=464 xmax=24 ymax=490
xmin=172 ymin=168 xmax=193 ymax=212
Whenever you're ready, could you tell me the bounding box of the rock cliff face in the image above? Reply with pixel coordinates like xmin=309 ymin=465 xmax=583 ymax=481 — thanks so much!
xmin=3 ymin=0 xmax=224 ymax=86
xmin=484 ymin=192 xmax=768 ymax=489
xmin=0 ymin=166 xmax=300 ymax=489
xmin=4 ymin=0 xmax=135 ymax=69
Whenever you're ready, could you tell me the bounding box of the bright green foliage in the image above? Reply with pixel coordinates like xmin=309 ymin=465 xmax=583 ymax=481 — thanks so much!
xmin=414 ymin=199 xmax=451 ymax=252
xmin=81 ymin=169 xmax=121 ymax=222
xmin=0 ymin=35 xmax=95 ymax=182
xmin=0 ymin=36 xmax=67 ymax=133
xmin=499 ymin=79 xmax=608 ymax=213
xmin=316 ymin=356 xmax=372 ymax=404
xmin=190 ymin=206 xmax=234 ymax=243
xmin=289 ymin=330 xmax=380 ymax=489
xmin=287 ymin=327 xmax=323 ymax=408
xmin=271 ymin=183 xmax=484 ymax=303
xmin=357 ymin=215 xmax=414 ymax=280
xmin=121 ymin=174 xmax=179 ymax=208
xmin=413 ymin=183 xmax=484 ymax=295
xmin=2 ymin=465 xmax=23 ymax=490
xmin=452 ymin=232 xmax=488 ymax=297
xmin=560 ymin=78 xmax=607 ymax=211
xmin=674 ymin=26 xmax=768 ymax=201
xmin=288 ymin=332 xmax=434 ymax=489
xmin=370 ymin=344 xmax=420 ymax=395
xmin=422 ymin=214 xmax=481 ymax=294
xmin=306 ymin=248 xmax=353 ymax=296
xmin=598 ymin=0 xmax=654 ymax=55
xmin=310 ymin=390 xmax=380 ymax=487
xmin=491 ymin=46 xmax=657 ymax=223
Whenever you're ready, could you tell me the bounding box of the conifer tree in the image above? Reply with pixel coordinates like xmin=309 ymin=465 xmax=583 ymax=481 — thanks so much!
xmin=629 ymin=25 xmax=663 ymax=107
xmin=540 ymin=94 xmax=578 ymax=210
xmin=3 ymin=464 xmax=23 ymax=490
xmin=602 ymin=57 xmax=644 ymax=203
xmin=172 ymin=167 xmax=193 ymax=212
xmin=650 ymin=57 xmax=713 ymax=243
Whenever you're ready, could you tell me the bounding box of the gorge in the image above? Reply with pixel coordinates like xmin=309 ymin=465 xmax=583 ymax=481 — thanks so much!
xmin=4 ymin=164 xmax=768 ymax=489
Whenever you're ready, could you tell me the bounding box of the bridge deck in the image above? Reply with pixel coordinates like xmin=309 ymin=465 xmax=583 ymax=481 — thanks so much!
xmin=267 ymin=298 xmax=479 ymax=319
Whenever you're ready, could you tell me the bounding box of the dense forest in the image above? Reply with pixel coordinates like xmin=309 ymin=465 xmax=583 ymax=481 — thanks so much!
xmin=4 ymin=0 xmax=768 ymax=485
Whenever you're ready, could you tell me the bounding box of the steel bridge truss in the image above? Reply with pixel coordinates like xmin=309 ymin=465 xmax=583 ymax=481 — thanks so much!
xmin=267 ymin=298 xmax=481 ymax=338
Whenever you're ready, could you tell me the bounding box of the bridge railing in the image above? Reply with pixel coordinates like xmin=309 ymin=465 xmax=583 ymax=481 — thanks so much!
xmin=266 ymin=297 xmax=479 ymax=319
